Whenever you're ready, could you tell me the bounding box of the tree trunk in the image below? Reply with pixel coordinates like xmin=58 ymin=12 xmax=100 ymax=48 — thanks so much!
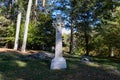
xmin=21 ymin=0 xmax=32 ymax=52
xmin=7 ymin=0 xmax=12 ymax=19
xmin=69 ymin=10 xmax=74 ymax=54
xmin=15 ymin=0 xmax=18 ymax=3
xmin=33 ymin=0 xmax=38 ymax=23
xmin=42 ymin=0 xmax=46 ymax=12
xmin=8 ymin=0 xmax=12 ymax=12
xmin=84 ymin=25 xmax=89 ymax=56
xmin=42 ymin=0 xmax=45 ymax=7
xmin=14 ymin=10 xmax=22 ymax=50
xmin=69 ymin=20 xmax=74 ymax=54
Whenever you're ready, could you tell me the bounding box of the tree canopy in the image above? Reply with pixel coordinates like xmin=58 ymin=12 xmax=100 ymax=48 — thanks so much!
xmin=0 ymin=0 xmax=120 ymax=58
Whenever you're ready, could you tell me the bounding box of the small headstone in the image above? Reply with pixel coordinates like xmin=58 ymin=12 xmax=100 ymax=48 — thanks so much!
xmin=81 ymin=56 xmax=92 ymax=65
xmin=81 ymin=57 xmax=89 ymax=62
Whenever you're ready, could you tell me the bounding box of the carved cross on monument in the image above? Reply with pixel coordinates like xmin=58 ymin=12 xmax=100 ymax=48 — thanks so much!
xmin=50 ymin=14 xmax=67 ymax=70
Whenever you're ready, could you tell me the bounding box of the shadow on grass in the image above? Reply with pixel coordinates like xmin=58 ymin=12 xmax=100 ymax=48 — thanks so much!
xmin=92 ymin=56 xmax=120 ymax=71
xmin=0 ymin=60 xmax=52 ymax=80
xmin=0 ymin=50 xmax=120 ymax=80
xmin=66 ymin=58 xmax=120 ymax=80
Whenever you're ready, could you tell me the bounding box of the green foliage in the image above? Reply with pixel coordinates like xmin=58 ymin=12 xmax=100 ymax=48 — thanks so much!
xmin=63 ymin=34 xmax=70 ymax=47
xmin=0 ymin=16 xmax=15 ymax=48
xmin=63 ymin=34 xmax=70 ymax=53
xmin=71 ymin=0 xmax=120 ymax=58
xmin=19 ymin=13 xmax=55 ymax=51
xmin=0 ymin=1 xmax=55 ymax=51
xmin=0 ymin=0 xmax=120 ymax=58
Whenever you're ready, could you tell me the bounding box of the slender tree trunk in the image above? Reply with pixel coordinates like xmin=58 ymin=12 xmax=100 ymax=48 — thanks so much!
xmin=7 ymin=0 xmax=12 ymax=19
xmin=69 ymin=6 xmax=74 ymax=54
xmin=8 ymin=0 xmax=12 ymax=12
xmin=69 ymin=19 xmax=74 ymax=54
xmin=21 ymin=0 xmax=32 ymax=52
xmin=42 ymin=0 xmax=46 ymax=12
xmin=42 ymin=0 xmax=45 ymax=7
xmin=14 ymin=10 xmax=22 ymax=50
xmin=84 ymin=25 xmax=89 ymax=56
xmin=15 ymin=0 xmax=18 ymax=3
xmin=82 ymin=2 xmax=89 ymax=56
xmin=85 ymin=33 xmax=89 ymax=56
xmin=33 ymin=0 xmax=38 ymax=23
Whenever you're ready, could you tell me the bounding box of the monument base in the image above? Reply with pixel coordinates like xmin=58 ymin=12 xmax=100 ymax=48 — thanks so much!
xmin=50 ymin=57 xmax=67 ymax=70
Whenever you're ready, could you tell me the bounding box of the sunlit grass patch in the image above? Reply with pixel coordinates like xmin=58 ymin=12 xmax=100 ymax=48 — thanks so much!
xmin=0 ymin=50 xmax=120 ymax=80
xmin=15 ymin=60 xmax=27 ymax=67
xmin=0 ymin=73 xmax=4 ymax=80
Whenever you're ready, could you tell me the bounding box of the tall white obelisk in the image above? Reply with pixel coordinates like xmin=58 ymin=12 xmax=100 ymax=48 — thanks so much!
xmin=50 ymin=14 xmax=67 ymax=70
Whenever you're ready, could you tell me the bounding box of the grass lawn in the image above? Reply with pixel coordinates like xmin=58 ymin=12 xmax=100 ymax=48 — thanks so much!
xmin=0 ymin=48 xmax=120 ymax=80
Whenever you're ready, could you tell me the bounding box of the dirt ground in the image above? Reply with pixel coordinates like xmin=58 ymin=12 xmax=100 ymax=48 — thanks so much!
xmin=0 ymin=48 xmax=40 ymax=54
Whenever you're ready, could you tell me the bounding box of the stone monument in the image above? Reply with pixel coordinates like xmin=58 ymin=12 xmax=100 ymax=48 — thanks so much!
xmin=50 ymin=14 xmax=67 ymax=69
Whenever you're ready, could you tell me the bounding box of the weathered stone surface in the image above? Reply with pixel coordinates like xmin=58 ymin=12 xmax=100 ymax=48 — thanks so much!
xmin=80 ymin=56 xmax=92 ymax=64
xmin=50 ymin=57 xmax=67 ymax=69
xmin=81 ymin=57 xmax=90 ymax=62
xmin=50 ymin=14 xmax=67 ymax=69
